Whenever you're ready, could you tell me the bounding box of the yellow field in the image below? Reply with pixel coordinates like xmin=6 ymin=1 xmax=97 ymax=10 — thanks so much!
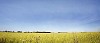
xmin=0 ymin=32 xmax=100 ymax=43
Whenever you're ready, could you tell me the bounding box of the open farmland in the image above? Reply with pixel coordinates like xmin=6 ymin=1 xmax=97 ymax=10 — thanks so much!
xmin=0 ymin=32 xmax=100 ymax=43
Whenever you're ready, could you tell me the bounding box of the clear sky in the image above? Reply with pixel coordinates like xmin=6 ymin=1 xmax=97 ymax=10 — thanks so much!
xmin=0 ymin=0 xmax=100 ymax=32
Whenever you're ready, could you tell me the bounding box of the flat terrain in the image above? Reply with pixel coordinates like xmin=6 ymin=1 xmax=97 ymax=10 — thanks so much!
xmin=0 ymin=32 xmax=100 ymax=43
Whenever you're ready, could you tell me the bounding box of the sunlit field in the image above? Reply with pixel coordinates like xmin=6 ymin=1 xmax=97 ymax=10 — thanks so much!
xmin=0 ymin=32 xmax=100 ymax=43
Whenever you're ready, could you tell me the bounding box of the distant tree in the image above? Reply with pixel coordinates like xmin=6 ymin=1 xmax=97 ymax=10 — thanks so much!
xmin=4 ymin=30 xmax=7 ymax=32
xmin=17 ymin=31 xmax=22 ymax=33
xmin=12 ymin=31 xmax=14 ymax=32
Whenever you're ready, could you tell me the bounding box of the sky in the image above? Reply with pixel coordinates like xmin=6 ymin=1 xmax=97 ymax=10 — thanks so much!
xmin=0 ymin=0 xmax=100 ymax=32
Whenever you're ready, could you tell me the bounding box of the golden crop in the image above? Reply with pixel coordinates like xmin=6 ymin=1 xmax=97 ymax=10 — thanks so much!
xmin=0 ymin=32 xmax=100 ymax=43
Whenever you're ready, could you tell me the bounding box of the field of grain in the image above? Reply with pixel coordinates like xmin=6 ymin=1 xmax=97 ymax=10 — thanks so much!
xmin=0 ymin=32 xmax=100 ymax=43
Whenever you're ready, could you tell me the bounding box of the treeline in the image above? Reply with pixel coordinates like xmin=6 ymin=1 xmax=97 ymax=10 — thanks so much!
xmin=0 ymin=30 xmax=99 ymax=33
xmin=0 ymin=30 xmax=67 ymax=33
xmin=0 ymin=30 xmax=22 ymax=33
xmin=0 ymin=30 xmax=51 ymax=33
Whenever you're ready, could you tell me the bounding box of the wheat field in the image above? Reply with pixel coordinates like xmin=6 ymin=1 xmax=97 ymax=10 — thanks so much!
xmin=0 ymin=32 xmax=100 ymax=43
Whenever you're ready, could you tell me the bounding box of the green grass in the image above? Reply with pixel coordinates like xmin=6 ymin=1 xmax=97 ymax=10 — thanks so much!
xmin=0 ymin=32 xmax=100 ymax=43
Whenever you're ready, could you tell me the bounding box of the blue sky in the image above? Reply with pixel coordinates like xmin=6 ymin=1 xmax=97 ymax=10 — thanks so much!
xmin=0 ymin=0 xmax=100 ymax=32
